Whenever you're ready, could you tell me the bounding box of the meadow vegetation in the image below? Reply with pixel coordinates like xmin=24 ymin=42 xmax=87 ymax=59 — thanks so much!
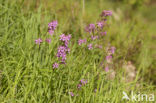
xmin=0 ymin=0 xmax=155 ymax=102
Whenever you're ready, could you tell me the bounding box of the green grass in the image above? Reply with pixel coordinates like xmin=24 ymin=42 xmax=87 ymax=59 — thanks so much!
xmin=0 ymin=0 xmax=155 ymax=103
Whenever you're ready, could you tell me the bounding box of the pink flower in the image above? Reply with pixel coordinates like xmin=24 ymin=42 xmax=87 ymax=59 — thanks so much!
xmin=77 ymin=84 xmax=82 ymax=89
xmin=111 ymin=46 xmax=116 ymax=54
xmin=35 ymin=38 xmax=42 ymax=45
xmin=53 ymin=63 xmax=59 ymax=69
xmin=46 ymin=38 xmax=51 ymax=43
xmin=69 ymin=92 xmax=74 ymax=97
xmin=80 ymin=79 xmax=88 ymax=85
xmin=49 ymin=30 xmax=54 ymax=35
xmin=101 ymin=10 xmax=112 ymax=17
xmin=78 ymin=39 xmax=86 ymax=45
xmin=48 ymin=20 xmax=58 ymax=35
xmin=88 ymin=44 xmax=93 ymax=50
xmin=91 ymin=35 xmax=99 ymax=40
xmin=105 ymin=66 xmax=109 ymax=72
xmin=85 ymin=24 xmax=95 ymax=34
xmin=97 ymin=21 xmax=104 ymax=29
xmin=101 ymin=32 xmax=107 ymax=36
xmin=106 ymin=55 xmax=112 ymax=63
xmin=95 ymin=44 xmax=102 ymax=49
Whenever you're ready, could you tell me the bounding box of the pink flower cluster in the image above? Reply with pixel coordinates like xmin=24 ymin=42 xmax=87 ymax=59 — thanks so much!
xmin=101 ymin=10 xmax=112 ymax=17
xmin=35 ymin=38 xmax=43 ymax=45
xmin=78 ymin=39 xmax=86 ymax=45
xmin=105 ymin=46 xmax=116 ymax=71
xmin=48 ymin=20 xmax=58 ymax=35
xmin=85 ymin=24 xmax=95 ymax=34
xmin=77 ymin=79 xmax=88 ymax=89
xmin=78 ymin=10 xmax=112 ymax=50
xmin=56 ymin=34 xmax=71 ymax=64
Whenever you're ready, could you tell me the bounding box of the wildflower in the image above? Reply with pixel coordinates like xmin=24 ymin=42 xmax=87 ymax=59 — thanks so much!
xmin=97 ymin=21 xmax=104 ymax=29
xmin=85 ymin=24 xmax=95 ymax=34
xmin=48 ymin=20 xmax=58 ymax=31
xmin=80 ymin=79 xmax=88 ymax=85
xmin=53 ymin=63 xmax=59 ymax=69
xmin=60 ymin=34 xmax=71 ymax=42
xmin=111 ymin=46 xmax=116 ymax=54
xmin=101 ymin=32 xmax=107 ymax=36
xmin=35 ymin=38 xmax=42 ymax=45
xmin=77 ymin=84 xmax=82 ymax=89
xmin=48 ymin=20 xmax=58 ymax=35
xmin=101 ymin=10 xmax=112 ymax=17
xmin=95 ymin=44 xmax=102 ymax=49
xmin=57 ymin=46 xmax=69 ymax=63
xmin=91 ymin=35 xmax=99 ymax=40
xmin=106 ymin=55 xmax=112 ymax=63
xmin=46 ymin=38 xmax=51 ymax=43
xmin=78 ymin=39 xmax=86 ymax=45
xmin=69 ymin=92 xmax=74 ymax=97
xmin=105 ymin=66 xmax=109 ymax=72
xmin=48 ymin=30 xmax=54 ymax=35
xmin=88 ymin=44 xmax=93 ymax=50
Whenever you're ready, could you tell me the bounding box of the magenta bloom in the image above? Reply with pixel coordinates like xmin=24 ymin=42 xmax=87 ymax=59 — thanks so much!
xmin=48 ymin=20 xmax=58 ymax=35
xmin=95 ymin=44 xmax=102 ymax=49
xmin=97 ymin=21 xmax=104 ymax=29
xmin=48 ymin=20 xmax=58 ymax=30
xmin=85 ymin=24 xmax=95 ymax=34
xmin=57 ymin=46 xmax=70 ymax=63
xmin=80 ymin=79 xmax=88 ymax=85
xmin=53 ymin=63 xmax=59 ymax=69
xmin=60 ymin=34 xmax=71 ymax=42
xmin=49 ymin=30 xmax=54 ymax=35
xmin=88 ymin=44 xmax=93 ymax=50
xmin=101 ymin=10 xmax=112 ymax=17
xmin=91 ymin=35 xmax=99 ymax=40
xmin=101 ymin=32 xmax=107 ymax=36
xmin=105 ymin=66 xmax=109 ymax=72
xmin=106 ymin=55 xmax=112 ymax=63
xmin=35 ymin=38 xmax=42 ymax=45
xmin=106 ymin=55 xmax=112 ymax=60
xmin=46 ymin=38 xmax=51 ymax=43
xmin=77 ymin=84 xmax=82 ymax=89
xmin=69 ymin=92 xmax=74 ymax=97
xmin=60 ymin=34 xmax=71 ymax=47
xmin=78 ymin=39 xmax=86 ymax=45
xmin=111 ymin=46 xmax=116 ymax=54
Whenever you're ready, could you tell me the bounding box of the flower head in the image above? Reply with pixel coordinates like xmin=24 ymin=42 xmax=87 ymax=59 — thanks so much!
xmin=69 ymin=92 xmax=74 ymax=97
xmin=101 ymin=32 xmax=107 ymax=36
xmin=91 ymin=35 xmax=99 ymax=40
xmin=88 ymin=44 xmax=93 ymax=50
xmin=78 ymin=39 xmax=87 ymax=45
xmin=106 ymin=55 xmax=112 ymax=63
xmin=95 ymin=44 xmax=102 ymax=49
xmin=53 ymin=63 xmax=59 ymax=69
xmin=46 ymin=38 xmax=51 ymax=43
xmin=35 ymin=38 xmax=42 ymax=45
xmin=111 ymin=46 xmax=116 ymax=54
xmin=48 ymin=20 xmax=58 ymax=30
xmin=80 ymin=79 xmax=88 ymax=85
xmin=85 ymin=24 xmax=95 ymax=34
xmin=77 ymin=84 xmax=82 ymax=89
xmin=48 ymin=20 xmax=58 ymax=35
xmin=105 ymin=66 xmax=109 ymax=72
xmin=97 ymin=21 xmax=104 ymax=29
xmin=101 ymin=10 xmax=112 ymax=17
